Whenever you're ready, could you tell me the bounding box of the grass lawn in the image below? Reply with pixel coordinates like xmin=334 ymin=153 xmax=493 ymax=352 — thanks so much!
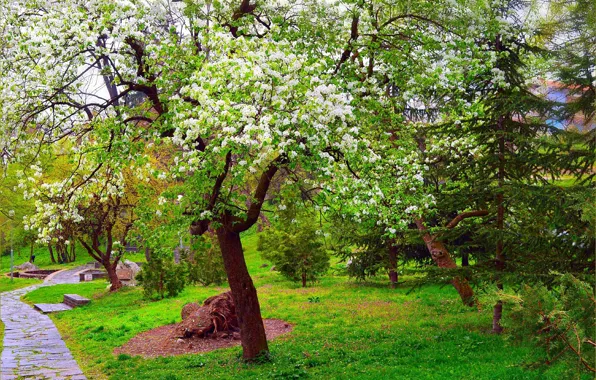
xmin=0 ymin=276 xmax=41 ymax=293
xmin=20 ymin=234 xmax=585 ymax=379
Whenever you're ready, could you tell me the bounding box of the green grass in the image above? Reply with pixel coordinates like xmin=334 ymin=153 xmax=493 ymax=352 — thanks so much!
xmin=20 ymin=233 xmax=585 ymax=379
xmin=0 ymin=276 xmax=41 ymax=293
xmin=23 ymin=281 xmax=109 ymax=304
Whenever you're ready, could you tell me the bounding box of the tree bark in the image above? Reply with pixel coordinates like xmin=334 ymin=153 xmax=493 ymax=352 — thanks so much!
xmin=493 ymin=110 xmax=506 ymax=334
xmin=416 ymin=219 xmax=475 ymax=306
xmin=388 ymin=244 xmax=398 ymax=288
xmin=48 ymin=244 xmax=56 ymax=263
xmin=216 ymin=227 xmax=269 ymax=361
xmin=104 ymin=262 xmax=123 ymax=292
xmin=69 ymin=241 xmax=76 ymax=262
xmin=144 ymin=247 xmax=151 ymax=262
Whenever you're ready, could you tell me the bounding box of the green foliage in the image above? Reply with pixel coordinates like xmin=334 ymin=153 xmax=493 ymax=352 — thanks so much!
xmin=137 ymin=257 xmax=188 ymax=300
xmin=329 ymin=214 xmax=429 ymax=282
xmin=258 ymin=208 xmax=329 ymax=287
xmin=187 ymin=233 xmax=226 ymax=286
xmin=503 ymin=274 xmax=595 ymax=376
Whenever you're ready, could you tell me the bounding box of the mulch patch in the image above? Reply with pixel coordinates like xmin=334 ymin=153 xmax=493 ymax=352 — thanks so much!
xmin=114 ymin=319 xmax=293 ymax=358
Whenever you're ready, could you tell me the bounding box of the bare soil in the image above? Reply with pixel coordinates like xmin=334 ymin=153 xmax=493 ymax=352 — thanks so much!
xmin=114 ymin=319 xmax=293 ymax=358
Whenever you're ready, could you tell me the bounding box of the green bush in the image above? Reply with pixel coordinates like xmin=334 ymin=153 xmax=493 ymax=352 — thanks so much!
xmin=502 ymin=274 xmax=595 ymax=376
xmin=187 ymin=233 xmax=226 ymax=286
xmin=257 ymin=209 xmax=329 ymax=287
xmin=137 ymin=256 xmax=188 ymax=299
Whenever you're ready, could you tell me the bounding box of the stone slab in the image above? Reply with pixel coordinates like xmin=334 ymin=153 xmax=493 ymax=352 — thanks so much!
xmin=63 ymin=294 xmax=90 ymax=303
xmin=33 ymin=303 xmax=73 ymax=313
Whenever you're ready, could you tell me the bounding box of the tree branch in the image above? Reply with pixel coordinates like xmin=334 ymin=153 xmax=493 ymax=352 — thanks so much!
xmin=445 ymin=210 xmax=488 ymax=229
xmin=232 ymin=154 xmax=287 ymax=232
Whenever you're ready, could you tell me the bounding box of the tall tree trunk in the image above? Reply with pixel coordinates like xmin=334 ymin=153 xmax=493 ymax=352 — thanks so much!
xmin=144 ymin=247 xmax=151 ymax=262
xmin=493 ymin=113 xmax=506 ymax=334
xmin=29 ymin=241 xmax=34 ymax=262
xmin=69 ymin=240 xmax=76 ymax=262
xmin=104 ymin=262 xmax=123 ymax=292
xmin=416 ymin=219 xmax=475 ymax=306
xmin=302 ymin=270 xmax=307 ymax=288
xmin=388 ymin=243 xmax=398 ymax=288
xmin=216 ymin=227 xmax=269 ymax=361
xmin=48 ymin=244 xmax=56 ymax=263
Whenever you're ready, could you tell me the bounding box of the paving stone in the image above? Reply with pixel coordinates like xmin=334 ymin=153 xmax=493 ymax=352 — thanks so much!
xmin=34 ymin=303 xmax=73 ymax=313
xmin=1 ymin=265 xmax=89 ymax=379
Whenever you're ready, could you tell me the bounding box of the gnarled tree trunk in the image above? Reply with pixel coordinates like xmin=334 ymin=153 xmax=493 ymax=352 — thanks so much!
xmin=216 ymin=227 xmax=268 ymax=360
xmin=416 ymin=219 xmax=475 ymax=307
xmin=104 ymin=262 xmax=123 ymax=292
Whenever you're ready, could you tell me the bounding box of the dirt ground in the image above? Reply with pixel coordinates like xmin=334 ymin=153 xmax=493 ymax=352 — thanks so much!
xmin=114 ymin=319 xmax=293 ymax=358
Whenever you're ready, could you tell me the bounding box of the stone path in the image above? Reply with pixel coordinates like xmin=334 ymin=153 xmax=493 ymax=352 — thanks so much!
xmin=1 ymin=265 xmax=91 ymax=379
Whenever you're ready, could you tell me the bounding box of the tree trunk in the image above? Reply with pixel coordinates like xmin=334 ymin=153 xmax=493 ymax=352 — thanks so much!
xmin=461 ymin=251 xmax=469 ymax=267
xmin=69 ymin=241 xmax=76 ymax=262
xmin=144 ymin=247 xmax=151 ymax=262
xmin=104 ymin=262 xmax=123 ymax=292
xmin=492 ymin=300 xmax=503 ymax=333
xmin=216 ymin=227 xmax=269 ymax=361
xmin=493 ymin=112 xmax=506 ymax=334
xmin=29 ymin=241 xmax=34 ymax=262
xmin=388 ymin=244 xmax=398 ymax=288
xmin=416 ymin=219 xmax=475 ymax=307
xmin=493 ymin=190 xmax=505 ymax=333
xmin=302 ymin=269 xmax=307 ymax=288
xmin=48 ymin=244 xmax=56 ymax=263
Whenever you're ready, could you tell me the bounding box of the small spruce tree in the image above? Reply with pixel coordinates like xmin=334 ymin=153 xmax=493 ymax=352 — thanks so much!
xmin=257 ymin=207 xmax=330 ymax=287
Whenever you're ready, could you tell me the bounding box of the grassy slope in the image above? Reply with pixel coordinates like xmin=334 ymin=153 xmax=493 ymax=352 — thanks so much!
xmin=21 ymin=234 xmax=582 ymax=380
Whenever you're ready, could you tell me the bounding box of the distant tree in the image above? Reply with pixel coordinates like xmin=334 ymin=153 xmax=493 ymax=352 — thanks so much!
xmin=258 ymin=207 xmax=329 ymax=287
xmin=137 ymin=254 xmax=188 ymax=299
xmin=24 ymin=166 xmax=139 ymax=291
xmin=187 ymin=233 xmax=227 ymax=286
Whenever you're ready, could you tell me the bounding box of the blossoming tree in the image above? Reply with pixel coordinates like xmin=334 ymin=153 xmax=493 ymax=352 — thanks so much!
xmin=0 ymin=0 xmax=361 ymax=360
